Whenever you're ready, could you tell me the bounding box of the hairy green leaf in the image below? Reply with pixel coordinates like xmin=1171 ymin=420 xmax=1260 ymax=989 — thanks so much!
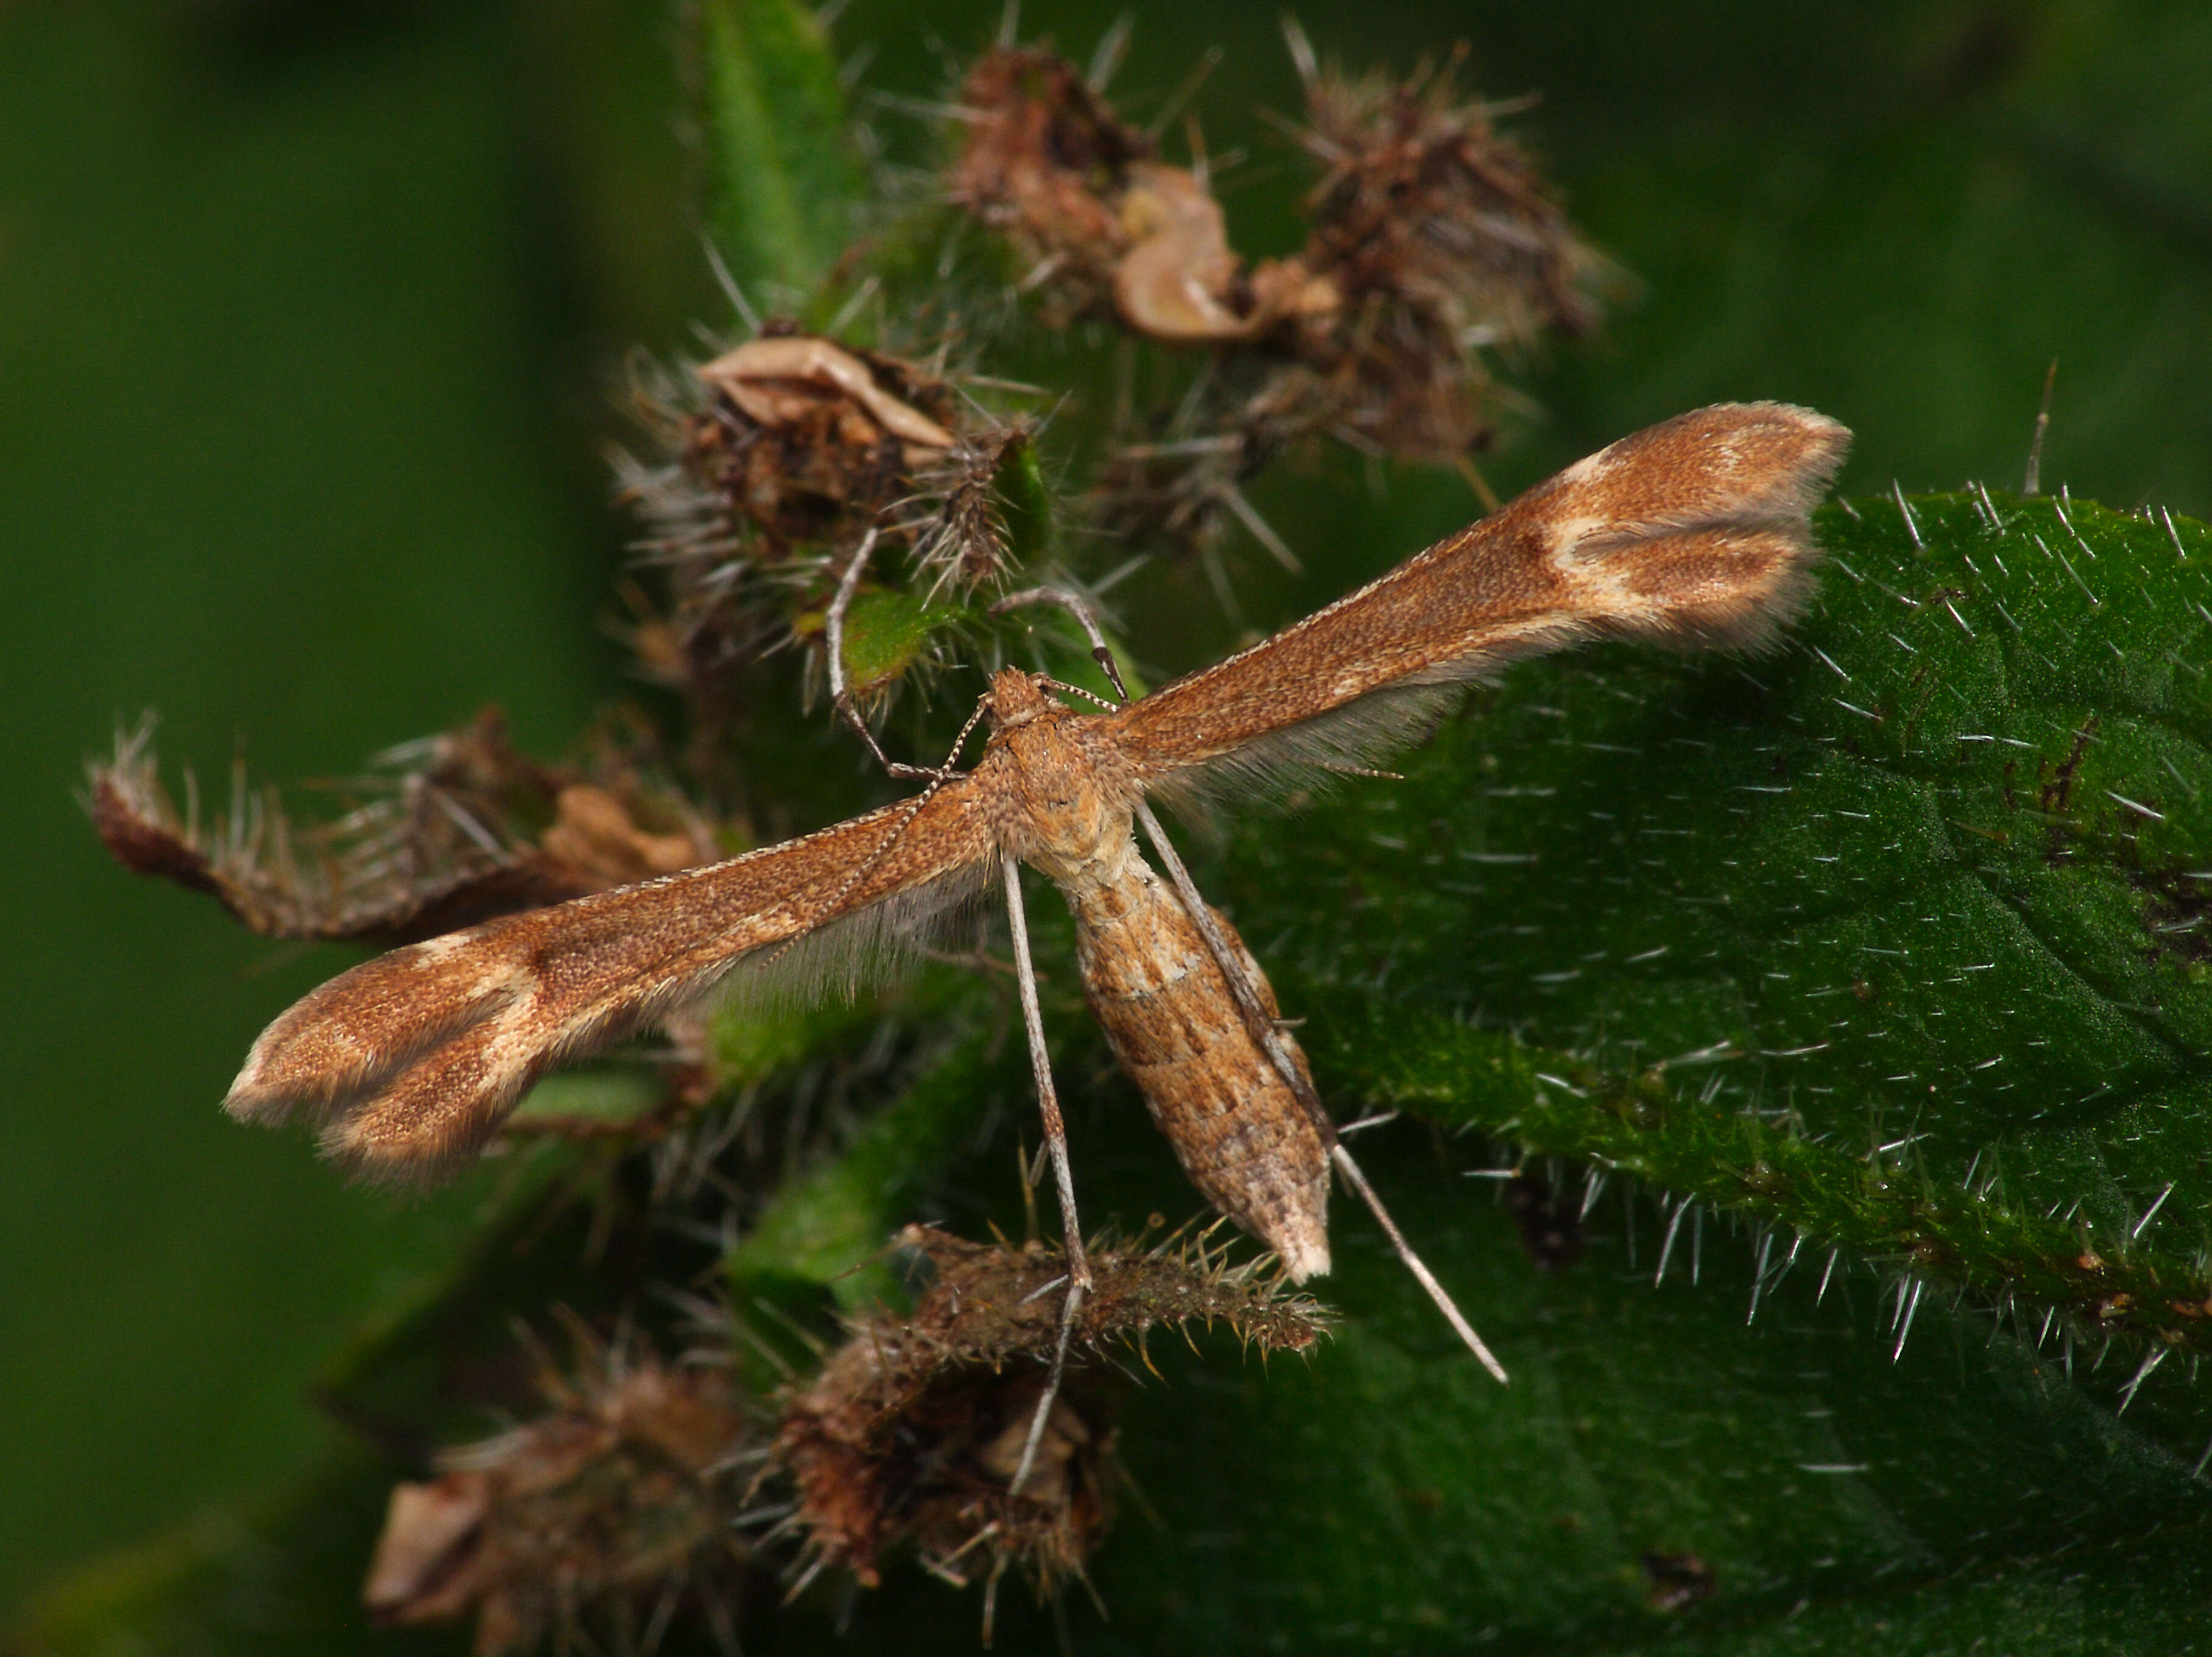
xmin=1217 ymin=493 xmax=2212 ymax=1365
xmin=833 ymin=588 xmax=964 ymax=699
xmin=697 ymin=0 xmax=864 ymax=301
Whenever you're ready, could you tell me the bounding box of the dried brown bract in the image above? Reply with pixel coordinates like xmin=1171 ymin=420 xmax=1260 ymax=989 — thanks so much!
xmin=90 ymin=709 xmax=714 ymax=947
xmin=779 ymin=1225 xmax=1324 ymax=1600
xmin=1283 ymin=39 xmax=1602 ymax=461
xmin=907 ymin=421 xmax=1032 ymax=601
xmin=688 ymin=331 xmax=958 ymax=556
xmin=364 ymin=1339 xmax=759 ymax=1656
xmin=949 ymin=48 xmax=1333 ymax=347
xmin=947 ymin=48 xmax=1152 ymax=325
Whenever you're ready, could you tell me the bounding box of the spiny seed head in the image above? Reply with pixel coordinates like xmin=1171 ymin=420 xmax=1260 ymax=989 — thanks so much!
xmin=88 ymin=710 xmax=716 ymax=947
xmin=948 ymin=47 xmax=1152 ymax=322
xmin=909 ymin=421 xmax=1032 ymax=599
xmin=1284 ymin=48 xmax=1602 ymax=461
xmin=778 ymin=1226 xmax=1326 ymax=1596
xmin=364 ymin=1334 xmax=759 ymax=1657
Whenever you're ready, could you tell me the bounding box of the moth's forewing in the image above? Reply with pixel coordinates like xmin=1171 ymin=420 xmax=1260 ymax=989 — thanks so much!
xmin=226 ymin=780 xmax=996 ymax=1179
xmin=1106 ymin=402 xmax=1850 ymax=800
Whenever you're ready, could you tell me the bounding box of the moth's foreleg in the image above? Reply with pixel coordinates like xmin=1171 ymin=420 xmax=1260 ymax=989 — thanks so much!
xmin=822 ymin=528 xmax=904 ymax=775
xmin=825 ymin=528 xmax=995 ymax=786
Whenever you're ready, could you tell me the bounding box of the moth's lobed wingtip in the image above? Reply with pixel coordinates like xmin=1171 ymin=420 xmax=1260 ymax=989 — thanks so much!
xmin=317 ymin=1112 xmax=485 ymax=1191
xmin=1744 ymin=401 xmax=1851 ymax=501
xmin=220 ymin=1011 xmax=375 ymax=1131
xmin=1699 ymin=398 xmax=1851 ymax=446
xmin=222 ymin=1074 xmax=290 ymax=1128
xmin=221 ymin=1026 xmax=325 ymax=1128
xmin=1616 ymin=401 xmax=1849 ymax=654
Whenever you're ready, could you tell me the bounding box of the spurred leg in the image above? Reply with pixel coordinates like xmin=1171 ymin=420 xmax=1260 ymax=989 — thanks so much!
xmin=1132 ymin=800 xmax=1508 ymax=1384
xmin=998 ymin=857 xmax=1093 ymax=1494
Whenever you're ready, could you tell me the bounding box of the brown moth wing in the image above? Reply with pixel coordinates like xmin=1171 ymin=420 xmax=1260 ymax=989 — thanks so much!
xmin=225 ymin=778 xmax=997 ymax=1180
xmin=1105 ymin=402 xmax=1850 ymax=798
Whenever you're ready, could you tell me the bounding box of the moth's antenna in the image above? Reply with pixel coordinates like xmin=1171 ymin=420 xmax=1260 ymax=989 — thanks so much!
xmin=1040 ymin=677 xmax=1120 ymax=714
xmin=1133 ymin=800 xmax=1507 ymax=1382
xmin=993 ymin=585 xmax=1129 ymax=703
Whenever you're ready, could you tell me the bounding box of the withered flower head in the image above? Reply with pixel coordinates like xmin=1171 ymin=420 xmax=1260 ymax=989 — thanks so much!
xmin=778 ymin=1225 xmax=1326 ymax=1606
xmin=682 ymin=329 xmax=959 ymax=558
xmin=89 ymin=710 xmax=714 ymax=947
xmin=617 ymin=326 xmax=1038 ymax=730
xmin=364 ymin=1338 xmax=759 ymax=1657
xmin=957 ymin=37 xmax=1599 ymax=579
xmin=947 ymin=48 xmax=1152 ymax=322
xmin=1284 ymin=38 xmax=1602 ymax=461
xmin=951 ymin=46 xmax=1337 ymax=348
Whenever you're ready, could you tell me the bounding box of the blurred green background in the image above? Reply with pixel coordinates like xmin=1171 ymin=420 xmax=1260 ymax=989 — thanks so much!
xmin=5 ymin=0 xmax=2210 ymax=1623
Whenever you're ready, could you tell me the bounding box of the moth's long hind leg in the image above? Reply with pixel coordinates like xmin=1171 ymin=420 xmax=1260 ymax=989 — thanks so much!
xmin=1328 ymin=1140 xmax=1509 ymax=1383
xmin=1132 ymin=801 xmax=1509 ymax=1384
xmin=999 ymin=857 xmax=1092 ymax=1496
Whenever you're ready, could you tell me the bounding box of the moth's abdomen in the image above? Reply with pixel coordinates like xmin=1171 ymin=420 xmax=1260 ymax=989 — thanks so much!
xmin=1068 ymin=863 xmax=1331 ymax=1281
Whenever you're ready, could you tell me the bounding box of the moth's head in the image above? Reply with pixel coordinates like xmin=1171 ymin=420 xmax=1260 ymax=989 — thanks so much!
xmin=984 ymin=667 xmax=1056 ymax=731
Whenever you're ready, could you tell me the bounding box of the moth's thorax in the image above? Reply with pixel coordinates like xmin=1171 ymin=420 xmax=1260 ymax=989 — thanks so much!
xmin=984 ymin=669 xmax=1136 ymax=893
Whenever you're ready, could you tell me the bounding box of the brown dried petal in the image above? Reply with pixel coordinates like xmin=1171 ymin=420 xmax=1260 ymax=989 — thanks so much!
xmin=697 ymin=336 xmax=957 ymax=452
xmin=1111 ymin=162 xmax=1256 ymax=344
xmin=364 ymin=1474 xmax=493 ymax=1627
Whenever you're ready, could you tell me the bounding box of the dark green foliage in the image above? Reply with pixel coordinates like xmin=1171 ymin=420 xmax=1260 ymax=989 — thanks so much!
xmin=1228 ymin=492 xmax=2212 ymax=1363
